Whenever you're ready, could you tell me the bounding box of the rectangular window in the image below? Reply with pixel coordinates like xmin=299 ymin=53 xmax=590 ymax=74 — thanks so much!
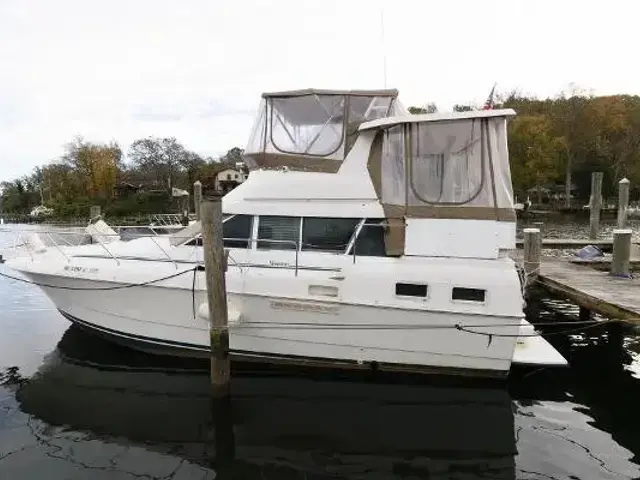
xmin=395 ymin=283 xmax=427 ymax=297
xmin=350 ymin=219 xmax=387 ymax=257
xmin=452 ymin=287 xmax=486 ymax=302
xmin=257 ymin=216 xmax=300 ymax=250
xmin=301 ymin=217 xmax=359 ymax=253
xmin=223 ymin=214 xmax=253 ymax=248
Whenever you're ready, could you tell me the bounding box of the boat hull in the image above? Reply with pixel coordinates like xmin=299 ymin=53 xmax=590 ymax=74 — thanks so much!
xmin=20 ymin=269 xmax=522 ymax=378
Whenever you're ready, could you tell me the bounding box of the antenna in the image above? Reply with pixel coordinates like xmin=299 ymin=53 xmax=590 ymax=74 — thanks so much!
xmin=380 ymin=6 xmax=387 ymax=88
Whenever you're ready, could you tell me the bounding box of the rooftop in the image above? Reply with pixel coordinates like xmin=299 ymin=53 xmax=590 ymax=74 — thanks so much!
xmin=261 ymin=88 xmax=399 ymax=98
xmin=359 ymin=108 xmax=517 ymax=131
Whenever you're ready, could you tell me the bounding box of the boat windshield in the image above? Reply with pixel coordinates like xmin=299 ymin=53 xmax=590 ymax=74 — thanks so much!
xmin=244 ymin=89 xmax=405 ymax=172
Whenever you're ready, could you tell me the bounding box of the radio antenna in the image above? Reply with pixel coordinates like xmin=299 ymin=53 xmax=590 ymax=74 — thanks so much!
xmin=380 ymin=6 xmax=387 ymax=88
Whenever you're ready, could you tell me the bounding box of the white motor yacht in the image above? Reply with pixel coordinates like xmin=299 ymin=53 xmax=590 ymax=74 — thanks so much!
xmin=2 ymin=88 xmax=566 ymax=377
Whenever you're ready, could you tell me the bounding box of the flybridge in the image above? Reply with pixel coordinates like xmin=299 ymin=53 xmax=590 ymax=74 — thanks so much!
xmin=243 ymin=88 xmax=407 ymax=172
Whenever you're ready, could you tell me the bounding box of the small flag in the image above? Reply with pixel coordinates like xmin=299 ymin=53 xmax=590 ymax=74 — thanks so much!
xmin=483 ymin=83 xmax=497 ymax=110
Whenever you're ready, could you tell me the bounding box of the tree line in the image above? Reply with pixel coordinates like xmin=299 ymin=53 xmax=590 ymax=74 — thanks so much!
xmin=0 ymin=137 xmax=246 ymax=218
xmin=411 ymin=89 xmax=640 ymax=205
xmin=4 ymin=88 xmax=640 ymax=218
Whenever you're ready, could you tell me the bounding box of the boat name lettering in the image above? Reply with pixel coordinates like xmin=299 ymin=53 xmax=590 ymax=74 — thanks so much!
xmin=269 ymin=260 xmax=291 ymax=267
xmin=270 ymin=300 xmax=339 ymax=315
xmin=64 ymin=265 xmax=99 ymax=274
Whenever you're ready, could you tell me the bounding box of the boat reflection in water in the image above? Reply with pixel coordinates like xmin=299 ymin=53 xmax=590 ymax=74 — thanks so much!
xmin=17 ymin=326 xmax=517 ymax=479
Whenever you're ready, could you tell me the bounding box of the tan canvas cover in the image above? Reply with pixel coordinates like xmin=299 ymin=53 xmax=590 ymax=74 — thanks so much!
xmin=245 ymin=91 xmax=406 ymax=172
xmin=367 ymin=116 xmax=516 ymax=255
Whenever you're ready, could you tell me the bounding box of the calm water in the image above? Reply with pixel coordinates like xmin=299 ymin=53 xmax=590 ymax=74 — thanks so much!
xmin=2 ymin=225 xmax=640 ymax=479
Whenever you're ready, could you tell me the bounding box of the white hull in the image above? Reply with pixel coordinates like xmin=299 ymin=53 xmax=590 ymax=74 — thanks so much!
xmin=20 ymin=260 xmax=523 ymax=377
xmin=0 ymin=97 xmax=569 ymax=378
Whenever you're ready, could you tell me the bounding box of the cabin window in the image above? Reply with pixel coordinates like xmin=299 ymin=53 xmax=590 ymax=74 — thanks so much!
xmin=395 ymin=283 xmax=427 ymax=297
xmin=452 ymin=287 xmax=486 ymax=302
xmin=349 ymin=219 xmax=387 ymax=257
xmin=223 ymin=214 xmax=253 ymax=248
xmin=270 ymin=95 xmax=345 ymax=157
xmin=301 ymin=217 xmax=359 ymax=253
xmin=257 ymin=216 xmax=300 ymax=250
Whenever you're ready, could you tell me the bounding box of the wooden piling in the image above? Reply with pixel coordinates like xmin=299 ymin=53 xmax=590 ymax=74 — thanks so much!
xmin=194 ymin=180 xmax=203 ymax=221
xmin=589 ymin=172 xmax=603 ymax=240
xmin=200 ymin=196 xmax=230 ymax=398
xmin=532 ymin=221 xmax=544 ymax=236
xmin=611 ymin=228 xmax=632 ymax=277
xmin=523 ymin=228 xmax=541 ymax=285
xmin=617 ymin=177 xmax=630 ymax=228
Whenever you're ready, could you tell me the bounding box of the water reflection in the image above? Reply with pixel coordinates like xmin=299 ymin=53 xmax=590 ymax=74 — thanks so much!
xmin=11 ymin=327 xmax=516 ymax=479
xmin=6 ymin=224 xmax=640 ymax=478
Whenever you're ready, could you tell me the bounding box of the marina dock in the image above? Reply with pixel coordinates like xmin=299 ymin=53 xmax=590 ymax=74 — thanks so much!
xmin=515 ymin=238 xmax=620 ymax=252
xmin=537 ymin=258 xmax=640 ymax=322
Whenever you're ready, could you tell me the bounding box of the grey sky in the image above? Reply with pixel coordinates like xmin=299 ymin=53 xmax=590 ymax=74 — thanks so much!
xmin=1 ymin=0 xmax=638 ymax=182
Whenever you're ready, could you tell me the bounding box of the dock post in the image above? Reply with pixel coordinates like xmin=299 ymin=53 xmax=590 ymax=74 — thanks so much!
xmin=611 ymin=228 xmax=632 ymax=278
xmin=523 ymin=228 xmax=541 ymax=285
xmin=201 ymin=196 xmax=230 ymax=398
xmin=194 ymin=180 xmax=202 ymax=221
xmin=589 ymin=172 xmax=603 ymax=239
xmin=617 ymin=178 xmax=630 ymax=228
xmin=90 ymin=205 xmax=101 ymax=220
xmin=533 ymin=221 xmax=544 ymax=236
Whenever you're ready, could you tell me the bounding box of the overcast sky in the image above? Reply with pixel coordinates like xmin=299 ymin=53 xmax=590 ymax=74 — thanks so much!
xmin=1 ymin=0 xmax=639 ymax=182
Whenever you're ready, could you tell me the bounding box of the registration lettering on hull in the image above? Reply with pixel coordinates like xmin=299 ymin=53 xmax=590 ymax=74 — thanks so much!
xmin=269 ymin=299 xmax=340 ymax=315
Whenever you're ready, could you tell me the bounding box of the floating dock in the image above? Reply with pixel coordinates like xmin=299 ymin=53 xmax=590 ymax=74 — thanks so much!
xmin=537 ymin=259 xmax=640 ymax=322
xmin=515 ymin=238 xmax=619 ymax=252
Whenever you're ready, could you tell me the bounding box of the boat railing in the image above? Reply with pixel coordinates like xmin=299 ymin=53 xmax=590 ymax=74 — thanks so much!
xmin=1 ymin=223 xmax=398 ymax=274
xmin=221 ymin=237 xmax=300 ymax=276
xmin=0 ymin=228 xmax=302 ymax=275
xmin=0 ymin=227 xmax=175 ymax=268
xmin=149 ymin=213 xmax=196 ymax=227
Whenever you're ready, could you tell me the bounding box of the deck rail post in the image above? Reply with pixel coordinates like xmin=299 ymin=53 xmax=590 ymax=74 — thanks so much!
xmin=617 ymin=177 xmax=630 ymax=228
xmin=589 ymin=172 xmax=604 ymax=239
xmin=611 ymin=228 xmax=632 ymax=278
xmin=201 ymin=195 xmax=230 ymax=398
xmin=523 ymin=227 xmax=541 ymax=286
xmin=194 ymin=180 xmax=202 ymax=221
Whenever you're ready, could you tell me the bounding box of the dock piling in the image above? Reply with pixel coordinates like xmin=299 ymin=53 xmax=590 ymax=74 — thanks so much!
xmin=523 ymin=228 xmax=541 ymax=285
xmin=194 ymin=180 xmax=202 ymax=221
xmin=611 ymin=229 xmax=632 ymax=278
xmin=201 ymin=196 xmax=230 ymax=398
xmin=589 ymin=172 xmax=604 ymax=239
xmin=617 ymin=178 xmax=630 ymax=228
xmin=532 ymin=221 xmax=544 ymax=236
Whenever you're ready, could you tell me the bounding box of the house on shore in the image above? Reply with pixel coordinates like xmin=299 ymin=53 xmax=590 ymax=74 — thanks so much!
xmin=214 ymin=166 xmax=248 ymax=194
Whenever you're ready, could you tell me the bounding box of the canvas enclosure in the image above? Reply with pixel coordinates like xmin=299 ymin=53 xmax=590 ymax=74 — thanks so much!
xmin=367 ymin=115 xmax=516 ymax=255
xmin=244 ymin=89 xmax=405 ymax=172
